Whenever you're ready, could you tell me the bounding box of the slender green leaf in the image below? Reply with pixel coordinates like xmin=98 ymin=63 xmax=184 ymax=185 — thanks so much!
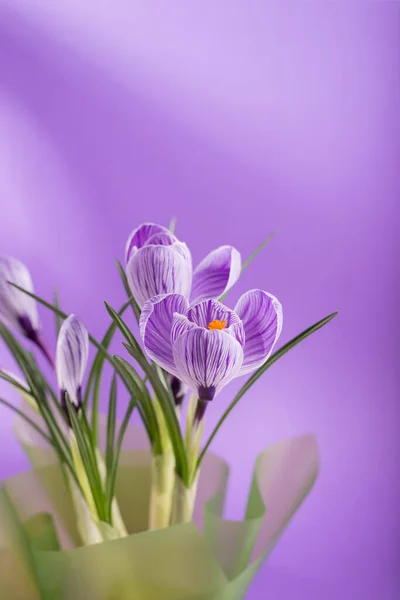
xmin=0 ymin=328 xmax=79 ymax=487
xmin=105 ymin=395 xmax=136 ymax=520
xmin=106 ymin=374 xmax=117 ymax=473
xmin=0 ymin=397 xmax=52 ymax=444
xmin=8 ymin=283 xmax=115 ymax=367
xmin=66 ymin=398 xmax=106 ymax=521
xmin=241 ymin=231 xmax=275 ymax=274
xmin=219 ymin=232 xmax=275 ymax=302
xmin=112 ymin=356 xmax=159 ymax=452
xmin=103 ymin=302 xmax=145 ymax=359
xmin=124 ymin=343 xmax=189 ymax=482
xmin=24 ymin=351 xmax=67 ymax=425
xmin=169 ymin=217 xmax=177 ymax=234
xmin=82 ymin=296 xmax=137 ymax=444
xmin=0 ymin=323 xmax=72 ymax=464
xmin=115 ymin=259 xmax=141 ymax=322
xmin=0 ymin=370 xmax=35 ymax=401
xmin=198 ymin=311 xmax=338 ymax=466
xmin=53 ymin=288 xmax=62 ymax=337
xmin=103 ymin=302 xmax=188 ymax=481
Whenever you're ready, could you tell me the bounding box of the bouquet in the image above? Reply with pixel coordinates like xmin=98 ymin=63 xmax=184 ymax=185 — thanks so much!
xmin=0 ymin=222 xmax=337 ymax=599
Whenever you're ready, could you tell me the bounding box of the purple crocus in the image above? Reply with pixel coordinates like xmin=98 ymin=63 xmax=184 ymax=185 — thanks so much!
xmin=140 ymin=291 xmax=283 ymax=402
xmin=0 ymin=256 xmax=40 ymax=340
xmin=56 ymin=315 xmax=89 ymax=410
xmin=125 ymin=223 xmax=241 ymax=308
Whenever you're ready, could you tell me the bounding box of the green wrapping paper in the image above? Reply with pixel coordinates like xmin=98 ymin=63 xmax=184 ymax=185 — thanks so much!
xmin=0 ymin=411 xmax=319 ymax=600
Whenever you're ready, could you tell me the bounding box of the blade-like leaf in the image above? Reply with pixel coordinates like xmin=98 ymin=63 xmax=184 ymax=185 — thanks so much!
xmin=0 ymin=397 xmax=52 ymax=444
xmin=241 ymin=231 xmax=275 ymax=274
xmin=105 ymin=395 xmax=136 ymax=521
xmin=115 ymin=259 xmax=141 ymax=322
xmin=8 ymin=283 xmax=115 ymax=366
xmin=124 ymin=343 xmax=189 ymax=482
xmin=106 ymin=374 xmax=117 ymax=473
xmin=112 ymin=356 xmax=159 ymax=452
xmin=169 ymin=217 xmax=177 ymax=234
xmin=66 ymin=398 xmax=106 ymax=522
xmin=88 ymin=297 xmax=137 ymax=445
xmin=53 ymin=288 xmax=62 ymax=337
xmin=198 ymin=311 xmax=338 ymax=466
xmin=84 ymin=306 xmax=122 ymax=408
xmin=104 ymin=302 xmax=188 ymax=482
xmin=104 ymin=301 xmax=144 ymax=359
xmin=0 ymin=323 xmax=72 ymax=463
xmin=219 ymin=232 xmax=275 ymax=302
xmin=0 ymin=371 xmax=36 ymax=404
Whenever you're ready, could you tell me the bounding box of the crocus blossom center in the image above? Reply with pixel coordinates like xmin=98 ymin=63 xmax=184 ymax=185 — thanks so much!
xmin=207 ymin=319 xmax=227 ymax=331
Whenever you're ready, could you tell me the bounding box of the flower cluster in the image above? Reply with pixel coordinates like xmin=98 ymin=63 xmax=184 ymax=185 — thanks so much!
xmin=125 ymin=222 xmax=282 ymax=402
xmin=0 ymin=221 xmax=336 ymax=538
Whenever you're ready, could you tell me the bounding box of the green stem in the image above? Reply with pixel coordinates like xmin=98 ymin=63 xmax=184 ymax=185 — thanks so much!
xmin=148 ymin=452 xmax=176 ymax=530
xmin=171 ymin=396 xmax=204 ymax=525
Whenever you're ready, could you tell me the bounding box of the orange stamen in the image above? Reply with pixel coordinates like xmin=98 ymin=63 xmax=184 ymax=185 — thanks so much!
xmin=208 ymin=319 xmax=227 ymax=331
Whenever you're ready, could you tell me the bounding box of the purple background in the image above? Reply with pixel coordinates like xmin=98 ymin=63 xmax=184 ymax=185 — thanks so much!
xmin=0 ymin=2 xmax=399 ymax=598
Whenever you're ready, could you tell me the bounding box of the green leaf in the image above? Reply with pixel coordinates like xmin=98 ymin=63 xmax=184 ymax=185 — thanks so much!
xmin=53 ymin=288 xmax=62 ymax=337
xmin=219 ymin=232 xmax=275 ymax=302
xmin=241 ymin=231 xmax=275 ymax=274
xmin=106 ymin=374 xmax=117 ymax=473
xmin=104 ymin=302 xmax=188 ymax=482
xmin=105 ymin=395 xmax=136 ymax=521
xmin=66 ymin=398 xmax=106 ymax=522
xmin=112 ymin=356 xmax=159 ymax=452
xmin=198 ymin=311 xmax=338 ymax=466
xmin=115 ymin=259 xmax=141 ymax=322
xmin=104 ymin=302 xmax=145 ymax=360
xmin=124 ymin=343 xmax=189 ymax=482
xmin=82 ymin=296 xmax=137 ymax=445
xmin=8 ymin=283 xmax=115 ymax=367
xmin=169 ymin=217 xmax=177 ymax=234
xmin=24 ymin=351 xmax=67 ymax=425
xmin=0 ymin=397 xmax=52 ymax=444
xmin=0 ymin=323 xmax=72 ymax=464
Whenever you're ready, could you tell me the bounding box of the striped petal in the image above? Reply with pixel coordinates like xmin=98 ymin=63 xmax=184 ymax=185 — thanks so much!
xmin=235 ymin=290 xmax=283 ymax=376
xmin=140 ymin=294 xmax=189 ymax=376
xmin=171 ymin=313 xmax=199 ymax=344
xmin=125 ymin=223 xmax=170 ymax=263
xmin=126 ymin=245 xmax=192 ymax=308
xmin=145 ymin=231 xmax=177 ymax=247
xmin=186 ymin=298 xmax=245 ymax=345
xmin=0 ymin=256 xmax=40 ymax=336
xmin=191 ymin=246 xmax=241 ymax=303
xmin=56 ymin=315 xmax=89 ymax=407
xmin=172 ymin=328 xmax=244 ymax=401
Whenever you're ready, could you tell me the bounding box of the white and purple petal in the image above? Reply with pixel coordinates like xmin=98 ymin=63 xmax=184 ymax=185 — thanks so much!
xmin=191 ymin=246 xmax=242 ymax=303
xmin=140 ymin=294 xmax=189 ymax=376
xmin=235 ymin=290 xmax=283 ymax=376
xmin=126 ymin=245 xmax=193 ymax=308
xmin=125 ymin=223 xmax=170 ymax=263
xmin=186 ymin=298 xmax=245 ymax=345
xmin=172 ymin=328 xmax=244 ymax=401
xmin=0 ymin=256 xmax=40 ymax=336
xmin=56 ymin=315 xmax=89 ymax=407
xmin=171 ymin=313 xmax=199 ymax=344
xmin=145 ymin=231 xmax=177 ymax=247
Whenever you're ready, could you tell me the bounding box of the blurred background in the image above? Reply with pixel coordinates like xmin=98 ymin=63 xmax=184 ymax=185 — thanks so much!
xmin=0 ymin=2 xmax=399 ymax=598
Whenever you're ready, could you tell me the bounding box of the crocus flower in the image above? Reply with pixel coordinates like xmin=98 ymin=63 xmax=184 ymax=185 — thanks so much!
xmin=56 ymin=315 xmax=89 ymax=410
xmin=0 ymin=257 xmax=40 ymax=340
xmin=125 ymin=223 xmax=241 ymax=308
xmin=140 ymin=291 xmax=282 ymax=402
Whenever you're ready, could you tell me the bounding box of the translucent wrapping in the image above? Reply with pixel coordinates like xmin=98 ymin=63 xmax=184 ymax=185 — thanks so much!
xmin=0 ymin=411 xmax=318 ymax=599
